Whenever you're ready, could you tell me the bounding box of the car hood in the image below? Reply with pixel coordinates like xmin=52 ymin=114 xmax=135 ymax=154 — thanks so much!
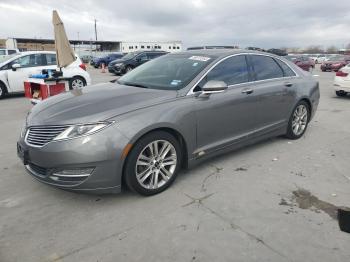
xmin=110 ymin=57 xmax=131 ymax=65
xmin=27 ymin=83 xmax=178 ymax=126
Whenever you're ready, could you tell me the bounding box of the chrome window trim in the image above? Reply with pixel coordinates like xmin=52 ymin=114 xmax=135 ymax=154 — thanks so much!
xmin=187 ymin=52 xmax=299 ymax=95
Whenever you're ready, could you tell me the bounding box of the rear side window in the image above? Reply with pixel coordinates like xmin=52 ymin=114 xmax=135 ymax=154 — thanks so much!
xmin=8 ymin=50 xmax=17 ymax=55
xmin=250 ymin=55 xmax=284 ymax=80
xmin=275 ymin=59 xmax=296 ymax=77
xmin=204 ymin=55 xmax=249 ymax=86
xmin=45 ymin=54 xmax=57 ymax=65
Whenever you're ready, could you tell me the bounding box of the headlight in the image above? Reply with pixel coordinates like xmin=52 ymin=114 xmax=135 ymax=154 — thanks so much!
xmin=53 ymin=121 xmax=113 ymax=141
xmin=114 ymin=63 xmax=124 ymax=67
xmin=20 ymin=123 xmax=27 ymax=138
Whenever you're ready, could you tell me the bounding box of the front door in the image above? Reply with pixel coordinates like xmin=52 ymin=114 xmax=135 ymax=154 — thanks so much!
xmin=194 ymin=55 xmax=258 ymax=154
xmin=7 ymin=54 xmax=47 ymax=92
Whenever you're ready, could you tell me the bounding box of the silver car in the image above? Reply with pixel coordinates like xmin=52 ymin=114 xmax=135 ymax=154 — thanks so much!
xmin=17 ymin=50 xmax=320 ymax=195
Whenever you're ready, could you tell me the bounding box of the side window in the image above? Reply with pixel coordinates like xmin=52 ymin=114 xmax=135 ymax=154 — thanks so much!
xmin=8 ymin=50 xmax=17 ymax=55
xmin=46 ymin=54 xmax=57 ymax=65
xmin=13 ymin=54 xmax=46 ymax=67
xmin=12 ymin=55 xmax=31 ymax=67
xmin=250 ymin=55 xmax=284 ymax=80
xmin=204 ymin=55 xmax=249 ymax=86
xmin=275 ymin=59 xmax=296 ymax=77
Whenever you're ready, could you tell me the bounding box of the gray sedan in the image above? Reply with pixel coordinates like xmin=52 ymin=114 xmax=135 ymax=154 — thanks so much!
xmin=17 ymin=50 xmax=320 ymax=195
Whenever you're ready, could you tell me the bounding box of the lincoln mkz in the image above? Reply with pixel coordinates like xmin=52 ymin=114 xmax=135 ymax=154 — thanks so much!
xmin=17 ymin=50 xmax=320 ymax=195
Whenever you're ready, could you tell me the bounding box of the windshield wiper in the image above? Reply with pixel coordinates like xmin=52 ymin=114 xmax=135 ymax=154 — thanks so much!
xmin=121 ymin=81 xmax=149 ymax=89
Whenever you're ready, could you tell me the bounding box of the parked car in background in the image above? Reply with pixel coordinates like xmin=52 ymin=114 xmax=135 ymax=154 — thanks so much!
xmin=267 ymin=48 xmax=287 ymax=56
xmin=321 ymin=55 xmax=350 ymax=72
xmin=17 ymin=50 xmax=319 ymax=195
xmin=109 ymin=50 xmax=167 ymax=75
xmin=92 ymin=53 xmax=124 ymax=68
xmin=0 ymin=51 xmax=91 ymax=98
xmin=285 ymin=55 xmax=312 ymax=71
xmin=334 ymin=64 xmax=350 ymax=97
xmin=187 ymin=46 xmax=238 ymax=50
xmin=310 ymin=54 xmax=327 ymax=64
xmin=80 ymin=54 xmax=93 ymax=64
xmin=0 ymin=48 xmax=20 ymax=59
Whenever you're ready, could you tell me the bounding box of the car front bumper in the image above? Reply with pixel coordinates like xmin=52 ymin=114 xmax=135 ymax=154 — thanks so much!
xmin=17 ymin=125 xmax=130 ymax=194
xmin=112 ymin=65 xmax=125 ymax=75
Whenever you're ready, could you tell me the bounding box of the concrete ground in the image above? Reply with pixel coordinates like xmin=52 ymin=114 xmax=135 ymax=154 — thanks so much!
xmin=0 ymin=66 xmax=349 ymax=262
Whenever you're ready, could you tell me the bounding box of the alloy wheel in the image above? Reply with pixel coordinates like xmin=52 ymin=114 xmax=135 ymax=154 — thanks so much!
xmin=71 ymin=78 xmax=84 ymax=89
xmin=135 ymin=140 xmax=177 ymax=189
xmin=292 ymin=104 xmax=308 ymax=136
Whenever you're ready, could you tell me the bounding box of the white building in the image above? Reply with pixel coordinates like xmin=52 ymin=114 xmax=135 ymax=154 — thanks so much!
xmin=120 ymin=41 xmax=182 ymax=53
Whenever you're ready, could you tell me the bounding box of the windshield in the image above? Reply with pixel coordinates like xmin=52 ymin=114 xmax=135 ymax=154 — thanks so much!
xmin=328 ymin=55 xmax=344 ymax=61
xmin=117 ymin=53 xmax=213 ymax=90
xmin=121 ymin=52 xmax=137 ymax=60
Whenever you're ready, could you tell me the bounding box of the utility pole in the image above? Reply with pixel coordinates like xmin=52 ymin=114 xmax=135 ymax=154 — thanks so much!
xmin=94 ymin=19 xmax=98 ymax=42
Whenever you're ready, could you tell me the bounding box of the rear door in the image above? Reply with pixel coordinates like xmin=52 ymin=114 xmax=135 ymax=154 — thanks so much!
xmin=247 ymin=55 xmax=296 ymax=133
xmin=194 ymin=55 xmax=259 ymax=154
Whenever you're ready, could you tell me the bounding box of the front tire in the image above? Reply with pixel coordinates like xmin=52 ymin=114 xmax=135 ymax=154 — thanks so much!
xmin=285 ymin=101 xmax=310 ymax=139
xmin=125 ymin=66 xmax=133 ymax=73
xmin=124 ymin=131 xmax=182 ymax=196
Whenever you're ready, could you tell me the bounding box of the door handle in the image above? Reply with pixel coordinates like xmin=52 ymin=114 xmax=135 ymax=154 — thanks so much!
xmin=241 ymin=88 xmax=253 ymax=94
xmin=284 ymin=82 xmax=293 ymax=87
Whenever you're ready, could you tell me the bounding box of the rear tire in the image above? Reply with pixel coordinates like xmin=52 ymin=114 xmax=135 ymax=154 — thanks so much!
xmin=69 ymin=76 xmax=86 ymax=90
xmin=285 ymin=101 xmax=310 ymax=140
xmin=336 ymin=91 xmax=347 ymax=97
xmin=124 ymin=131 xmax=182 ymax=196
xmin=0 ymin=82 xmax=7 ymax=99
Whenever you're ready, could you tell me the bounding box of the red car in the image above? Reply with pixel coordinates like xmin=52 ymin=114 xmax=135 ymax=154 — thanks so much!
xmin=321 ymin=55 xmax=350 ymax=72
xmin=286 ymin=55 xmax=312 ymax=71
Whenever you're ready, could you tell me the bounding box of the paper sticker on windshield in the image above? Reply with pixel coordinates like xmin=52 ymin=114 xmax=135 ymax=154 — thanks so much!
xmin=189 ymin=56 xmax=211 ymax=62
xmin=192 ymin=62 xmax=199 ymax=67
xmin=170 ymin=80 xmax=182 ymax=86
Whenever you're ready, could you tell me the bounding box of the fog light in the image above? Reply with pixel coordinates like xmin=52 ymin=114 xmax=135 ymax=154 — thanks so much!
xmin=51 ymin=168 xmax=94 ymax=178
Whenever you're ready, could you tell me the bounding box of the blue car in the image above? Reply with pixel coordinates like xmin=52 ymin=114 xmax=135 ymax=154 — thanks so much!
xmin=92 ymin=53 xmax=124 ymax=68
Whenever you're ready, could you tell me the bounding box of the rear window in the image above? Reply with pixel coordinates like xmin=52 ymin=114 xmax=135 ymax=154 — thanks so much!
xmin=275 ymin=59 xmax=296 ymax=77
xmin=250 ymin=55 xmax=284 ymax=80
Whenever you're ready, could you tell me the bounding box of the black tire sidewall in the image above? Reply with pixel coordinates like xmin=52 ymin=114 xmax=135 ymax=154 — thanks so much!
xmin=0 ymin=83 xmax=6 ymax=99
xmin=124 ymin=131 xmax=182 ymax=196
xmin=69 ymin=77 xmax=86 ymax=90
xmin=286 ymin=101 xmax=310 ymax=140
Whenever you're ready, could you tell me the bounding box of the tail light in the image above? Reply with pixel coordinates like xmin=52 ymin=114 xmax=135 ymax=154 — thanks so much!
xmin=79 ymin=63 xmax=86 ymax=71
xmin=336 ymin=71 xmax=348 ymax=77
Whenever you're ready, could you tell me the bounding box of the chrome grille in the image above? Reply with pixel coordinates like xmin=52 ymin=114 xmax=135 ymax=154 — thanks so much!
xmin=25 ymin=125 xmax=68 ymax=147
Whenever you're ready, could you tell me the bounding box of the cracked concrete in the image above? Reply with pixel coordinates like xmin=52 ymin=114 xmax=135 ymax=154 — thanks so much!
xmin=1 ymin=67 xmax=350 ymax=262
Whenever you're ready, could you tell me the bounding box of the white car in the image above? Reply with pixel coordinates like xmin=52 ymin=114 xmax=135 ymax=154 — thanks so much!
xmin=334 ymin=64 xmax=350 ymax=96
xmin=309 ymin=54 xmax=327 ymax=64
xmin=0 ymin=48 xmax=20 ymax=59
xmin=0 ymin=51 xmax=91 ymax=99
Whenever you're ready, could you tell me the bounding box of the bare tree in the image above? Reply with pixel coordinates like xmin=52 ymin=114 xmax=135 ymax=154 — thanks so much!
xmin=303 ymin=45 xmax=324 ymax=54
xmin=326 ymin=45 xmax=338 ymax=53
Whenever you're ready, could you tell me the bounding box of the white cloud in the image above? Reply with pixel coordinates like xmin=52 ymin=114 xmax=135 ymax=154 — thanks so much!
xmin=0 ymin=0 xmax=349 ymax=48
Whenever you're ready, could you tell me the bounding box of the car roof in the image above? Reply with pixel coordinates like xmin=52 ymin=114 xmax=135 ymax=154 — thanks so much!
xmin=170 ymin=49 xmax=273 ymax=59
xmin=19 ymin=51 xmax=56 ymax=55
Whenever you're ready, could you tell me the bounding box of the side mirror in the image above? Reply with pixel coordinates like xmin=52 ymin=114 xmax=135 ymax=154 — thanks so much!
xmin=201 ymin=80 xmax=228 ymax=96
xmin=11 ymin=63 xmax=21 ymax=71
